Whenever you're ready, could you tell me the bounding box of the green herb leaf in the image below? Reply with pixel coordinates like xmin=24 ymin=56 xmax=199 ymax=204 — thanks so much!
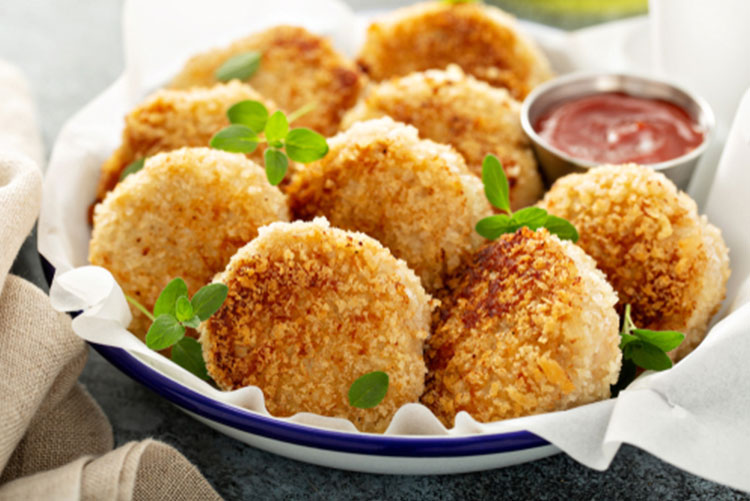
xmin=119 ymin=158 xmax=145 ymax=181
xmin=543 ymin=215 xmax=580 ymax=242
xmin=171 ymin=337 xmax=210 ymax=380
xmin=511 ymin=207 xmax=548 ymax=229
xmin=182 ymin=315 xmax=201 ymax=329
xmin=285 ymin=128 xmax=329 ymax=163
xmin=348 ymin=371 xmax=389 ymax=409
xmin=264 ymin=148 xmax=289 ymax=186
xmin=264 ymin=110 xmax=289 ymax=144
xmin=632 ymin=329 xmax=685 ymax=353
xmin=475 ymin=214 xmax=515 ymax=240
xmin=175 ymin=295 xmax=194 ymax=323
xmin=153 ymin=278 xmax=188 ymax=317
xmin=210 ymin=124 xmax=259 ymax=153
xmin=619 ymin=332 xmax=639 ymax=350
xmin=481 ymin=154 xmax=510 ymax=213
xmin=227 ymin=100 xmax=269 ymax=133
xmin=191 ymin=283 xmax=229 ymax=321
xmin=215 ymin=51 xmax=261 ymax=82
xmin=629 ymin=342 xmax=673 ymax=371
xmin=145 ymin=314 xmax=186 ymax=351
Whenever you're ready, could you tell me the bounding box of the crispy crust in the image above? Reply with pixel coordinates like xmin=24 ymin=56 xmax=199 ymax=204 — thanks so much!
xmin=198 ymin=218 xmax=433 ymax=433
xmin=341 ymin=66 xmax=543 ymax=209
xmin=95 ymin=81 xmax=277 ymax=206
xmin=286 ymin=117 xmax=493 ymax=292
xmin=422 ymin=227 xmax=621 ymax=427
xmin=171 ymin=25 xmax=365 ymax=136
xmin=357 ymin=2 xmax=552 ymax=100
xmin=539 ymin=164 xmax=731 ymax=360
xmin=89 ymin=147 xmax=289 ymax=338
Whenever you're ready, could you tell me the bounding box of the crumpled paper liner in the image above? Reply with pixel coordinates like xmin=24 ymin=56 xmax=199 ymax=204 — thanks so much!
xmin=38 ymin=0 xmax=750 ymax=489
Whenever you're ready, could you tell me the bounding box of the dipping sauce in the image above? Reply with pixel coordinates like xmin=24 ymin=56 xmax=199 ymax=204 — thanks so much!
xmin=535 ymin=92 xmax=704 ymax=164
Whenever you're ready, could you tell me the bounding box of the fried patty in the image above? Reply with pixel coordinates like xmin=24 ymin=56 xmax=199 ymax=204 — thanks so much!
xmin=89 ymin=147 xmax=289 ymax=338
xmin=539 ymin=164 xmax=731 ymax=360
xmin=286 ymin=117 xmax=493 ymax=292
xmin=96 ymin=81 xmax=276 ymax=206
xmin=171 ymin=25 xmax=365 ymax=136
xmin=198 ymin=218 xmax=433 ymax=433
xmin=357 ymin=2 xmax=552 ymax=100
xmin=341 ymin=65 xmax=543 ymax=209
xmin=422 ymin=227 xmax=621 ymax=427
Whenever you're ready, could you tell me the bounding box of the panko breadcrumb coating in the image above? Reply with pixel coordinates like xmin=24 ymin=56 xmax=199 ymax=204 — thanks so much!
xmin=89 ymin=147 xmax=289 ymax=338
xmin=286 ymin=118 xmax=493 ymax=292
xmin=539 ymin=164 xmax=730 ymax=360
xmin=357 ymin=2 xmax=553 ymax=100
xmin=96 ymin=81 xmax=277 ymax=205
xmin=171 ymin=25 xmax=365 ymax=136
xmin=199 ymin=218 xmax=433 ymax=433
xmin=422 ymin=227 xmax=621 ymax=427
xmin=341 ymin=66 xmax=544 ymax=209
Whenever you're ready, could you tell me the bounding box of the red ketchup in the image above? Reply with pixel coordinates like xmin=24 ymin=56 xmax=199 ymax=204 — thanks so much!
xmin=535 ymin=92 xmax=704 ymax=164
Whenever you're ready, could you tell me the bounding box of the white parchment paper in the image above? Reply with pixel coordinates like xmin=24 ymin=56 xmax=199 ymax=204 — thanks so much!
xmin=38 ymin=0 xmax=750 ymax=489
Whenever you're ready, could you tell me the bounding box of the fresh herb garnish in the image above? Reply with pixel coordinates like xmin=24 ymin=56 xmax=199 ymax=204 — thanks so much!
xmin=124 ymin=277 xmax=228 ymax=380
xmin=348 ymin=371 xmax=389 ymax=409
xmin=475 ymin=154 xmax=579 ymax=242
xmin=215 ymin=51 xmax=262 ymax=82
xmin=210 ymin=100 xmax=328 ymax=185
xmin=611 ymin=304 xmax=685 ymax=395
xmin=119 ymin=158 xmax=145 ymax=181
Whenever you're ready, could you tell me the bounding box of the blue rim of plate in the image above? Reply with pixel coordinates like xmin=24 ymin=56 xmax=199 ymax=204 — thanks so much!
xmin=42 ymin=254 xmax=549 ymax=457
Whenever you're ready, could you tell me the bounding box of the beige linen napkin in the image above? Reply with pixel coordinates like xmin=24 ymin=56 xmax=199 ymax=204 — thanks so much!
xmin=0 ymin=60 xmax=222 ymax=500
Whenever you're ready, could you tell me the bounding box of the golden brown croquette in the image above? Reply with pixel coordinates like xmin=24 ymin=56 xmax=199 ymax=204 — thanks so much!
xmin=286 ymin=117 xmax=493 ymax=292
xmin=96 ymin=81 xmax=277 ymax=206
xmin=341 ymin=66 xmax=544 ymax=209
xmin=198 ymin=218 xmax=433 ymax=433
xmin=89 ymin=147 xmax=289 ymax=338
xmin=171 ymin=25 xmax=365 ymax=136
xmin=539 ymin=164 xmax=730 ymax=360
xmin=357 ymin=2 xmax=552 ymax=100
xmin=422 ymin=227 xmax=621 ymax=427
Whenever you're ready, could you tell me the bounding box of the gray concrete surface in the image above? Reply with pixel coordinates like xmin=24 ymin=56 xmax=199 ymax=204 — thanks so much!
xmin=2 ymin=1 xmax=747 ymax=499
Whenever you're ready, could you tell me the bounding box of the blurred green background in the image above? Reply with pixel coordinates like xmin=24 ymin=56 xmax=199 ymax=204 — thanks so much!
xmin=352 ymin=0 xmax=648 ymax=29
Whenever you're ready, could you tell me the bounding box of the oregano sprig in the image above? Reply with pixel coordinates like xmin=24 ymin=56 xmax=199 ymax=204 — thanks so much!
xmin=348 ymin=371 xmax=389 ymax=409
xmin=611 ymin=304 xmax=685 ymax=394
xmin=475 ymin=154 xmax=579 ymax=242
xmin=124 ymin=278 xmax=228 ymax=380
xmin=210 ymin=100 xmax=328 ymax=186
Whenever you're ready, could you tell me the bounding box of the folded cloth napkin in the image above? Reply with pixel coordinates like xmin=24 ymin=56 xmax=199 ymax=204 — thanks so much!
xmin=0 ymin=60 xmax=222 ymax=500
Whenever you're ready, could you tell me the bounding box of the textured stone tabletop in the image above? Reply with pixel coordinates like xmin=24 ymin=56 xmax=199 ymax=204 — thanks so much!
xmin=3 ymin=1 xmax=746 ymax=499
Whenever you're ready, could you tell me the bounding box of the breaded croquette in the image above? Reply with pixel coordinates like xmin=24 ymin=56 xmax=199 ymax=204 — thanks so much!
xmin=198 ymin=218 xmax=433 ymax=433
xmin=341 ymin=66 xmax=544 ymax=209
xmin=286 ymin=117 xmax=493 ymax=292
xmin=171 ymin=25 xmax=365 ymax=136
xmin=96 ymin=81 xmax=277 ymax=205
xmin=357 ymin=2 xmax=553 ymax=100
xmin=89 ymin=147 xmax=289 ymax=338
xmin=422 ymin=227 xmax=621 ymax=427
xmin=539 ymin=164 xmax=730 ymax=361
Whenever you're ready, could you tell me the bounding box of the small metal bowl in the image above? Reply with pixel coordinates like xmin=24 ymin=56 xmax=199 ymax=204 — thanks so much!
xmin=520 ymin=72 xmax=715 ymax=190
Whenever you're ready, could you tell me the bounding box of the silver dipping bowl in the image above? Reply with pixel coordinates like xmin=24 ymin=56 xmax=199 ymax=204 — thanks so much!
xmin=520 ymin=72 xmax=714 ymax=190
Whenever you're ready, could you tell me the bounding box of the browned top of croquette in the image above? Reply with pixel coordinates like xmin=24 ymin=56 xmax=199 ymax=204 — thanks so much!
xmin=171 ymin=25 xmax=365 ymax=136
xmin=423 ymin=227 xmax=593 ymax=425
xmin=539 ymin=164 xmax=714 ymax=333
xmin=340 ymin=66 xmax=543 ymax=209
xmin=357 ymin=2 xmax=552 ymax=100
xmin=89 ymin=147 xmax=289 ymax=338
xmin=286 ymin=117 xmax=491 ymax=292
xmin=96 ymin=81 xmax=276 ymax=205
xmin=199 ymin=219 xmax=432 ymax=433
